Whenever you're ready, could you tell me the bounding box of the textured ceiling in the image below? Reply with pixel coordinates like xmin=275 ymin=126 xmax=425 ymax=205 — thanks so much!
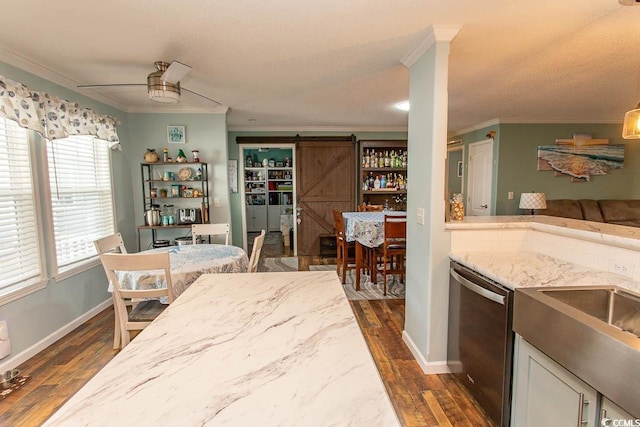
xmin=0 ymin=0 xmax=638 ymax=135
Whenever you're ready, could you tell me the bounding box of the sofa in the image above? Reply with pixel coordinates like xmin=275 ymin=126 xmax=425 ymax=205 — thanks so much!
xmin=536 ymin=199 xmax=640 ymax=228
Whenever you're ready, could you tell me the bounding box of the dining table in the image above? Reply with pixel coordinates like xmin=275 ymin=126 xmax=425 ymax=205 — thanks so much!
xmin=342 ymin=211 xmax=406 ymax=290
xmin=113 ymin=244 xmax=248 ymax=301
xmin=44 ymin=271 xmax=400 ymax=426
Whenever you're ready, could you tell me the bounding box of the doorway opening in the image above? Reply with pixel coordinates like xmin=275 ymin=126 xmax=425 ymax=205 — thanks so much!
xmin=239 ymin=143 xmax=297 ymax=256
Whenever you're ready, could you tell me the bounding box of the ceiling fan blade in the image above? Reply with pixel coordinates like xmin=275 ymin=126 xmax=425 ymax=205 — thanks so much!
xmin=182 ymin=87 xmax=222 ymax=106
xmin=161 ymin=61 xmax=192 ymax=84
xmin=77 ymin=83 xmax=146 ymax=88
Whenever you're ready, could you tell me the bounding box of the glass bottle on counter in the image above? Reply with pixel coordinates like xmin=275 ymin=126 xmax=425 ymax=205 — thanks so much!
xmin=163 ymin=204 xmax=176 ymax=225
xmin=450 ymin=194 xmax=464 ymax=221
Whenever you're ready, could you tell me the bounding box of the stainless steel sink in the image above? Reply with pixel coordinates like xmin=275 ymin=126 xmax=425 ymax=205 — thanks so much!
xmin=539 ymin=287 xmax=640 ymax=338
xmin=514 ymin=285 xmax=640 ymax=417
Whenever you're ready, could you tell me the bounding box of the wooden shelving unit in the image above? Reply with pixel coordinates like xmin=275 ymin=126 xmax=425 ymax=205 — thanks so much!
xmin=358 ymin=139 xmax=408 ymax=210
xmin=137 ymin=162 xmax=210 ymax=250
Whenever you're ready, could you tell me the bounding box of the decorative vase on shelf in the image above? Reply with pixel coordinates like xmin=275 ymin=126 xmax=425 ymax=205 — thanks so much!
xmin=144 ymin=148 xmax=159 ymax=163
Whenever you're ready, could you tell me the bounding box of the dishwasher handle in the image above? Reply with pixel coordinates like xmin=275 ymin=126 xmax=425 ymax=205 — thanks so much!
xmin=450 ymin=268 xmax=506 ymax=305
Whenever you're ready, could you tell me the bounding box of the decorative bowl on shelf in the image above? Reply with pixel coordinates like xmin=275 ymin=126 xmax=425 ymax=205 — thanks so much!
xmin=178 ymin=167 xmax=192 ymax=180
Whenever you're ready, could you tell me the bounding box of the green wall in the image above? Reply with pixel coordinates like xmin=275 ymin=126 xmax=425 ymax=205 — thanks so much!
xmin=128 ymin=113 xmax=229 ymax=250
xmin=497 ymin=123 xmax=637 ymax=214
xmin=447 ymin=148 xmax=463 ymax=197
xmin=452 ymin=123 xmax=636 ymax=216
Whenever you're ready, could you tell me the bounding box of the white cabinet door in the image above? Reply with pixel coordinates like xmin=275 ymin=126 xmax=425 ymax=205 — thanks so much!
xmin=268 ymin=205 xmax=281 ymax=232
xmin=512 ymin=335 xmax=598 ymax=427
xmin=246 ymin=205 xmax=267 ymax=232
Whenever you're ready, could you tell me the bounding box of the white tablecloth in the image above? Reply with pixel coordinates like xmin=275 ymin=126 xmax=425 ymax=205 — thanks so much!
xmin=342 ymin=211 xmax=406 ymax=248
xmin=112 ymin=244 xmax=248 ymax=301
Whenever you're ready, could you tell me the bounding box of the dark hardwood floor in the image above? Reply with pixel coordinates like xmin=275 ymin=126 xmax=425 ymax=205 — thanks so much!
xmin=1 ymin=242 xmax=492 ymax=426
xmin=351 ymin=299 xmax=493 ymax=427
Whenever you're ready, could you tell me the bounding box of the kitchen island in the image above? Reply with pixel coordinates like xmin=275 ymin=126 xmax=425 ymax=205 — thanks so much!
xmin=44 ymin=271 xmax=399 ymax=426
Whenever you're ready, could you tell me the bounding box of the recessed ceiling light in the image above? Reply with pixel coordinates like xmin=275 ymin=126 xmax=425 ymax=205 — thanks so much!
xmin=395 ymin=100 xmax=410 ymax=112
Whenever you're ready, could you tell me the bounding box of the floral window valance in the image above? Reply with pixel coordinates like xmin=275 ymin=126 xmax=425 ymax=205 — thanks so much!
xmin=0 ymin=75 xmax=120 ymax=148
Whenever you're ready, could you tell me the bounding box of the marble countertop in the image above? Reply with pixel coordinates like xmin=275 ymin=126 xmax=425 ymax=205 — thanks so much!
xmin=447 ymin=215 xmax=640 ymax=293
xmin=446 ymin=215 xmax=640 ymax=251
xmin=450 ymin=251 xmax=640 ymax=294
xmin=44 ymin=272 xmax=399 ymax=427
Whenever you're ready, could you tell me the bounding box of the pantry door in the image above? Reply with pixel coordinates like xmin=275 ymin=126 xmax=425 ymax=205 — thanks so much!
xmin=296 ymin=139 xmax=356 ymax=255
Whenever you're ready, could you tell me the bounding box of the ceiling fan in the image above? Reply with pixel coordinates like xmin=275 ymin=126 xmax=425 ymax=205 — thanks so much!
xmin=77 ymin=60 xmax=221 ymax=105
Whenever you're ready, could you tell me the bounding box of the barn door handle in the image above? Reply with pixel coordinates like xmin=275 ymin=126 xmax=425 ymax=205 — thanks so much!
xmin=295 ymin=206 xmax=302 ymax=224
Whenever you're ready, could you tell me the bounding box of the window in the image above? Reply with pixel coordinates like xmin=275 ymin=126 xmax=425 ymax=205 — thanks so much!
xmin=47 ymin=135 xmax=115 ymax=274
xmin=0 ymin=118 xmax=44 ymax=295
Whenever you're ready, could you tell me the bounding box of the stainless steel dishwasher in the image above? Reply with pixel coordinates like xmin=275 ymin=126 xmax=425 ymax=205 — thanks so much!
xmin=447 ymin=261 xmax=514 ymax=427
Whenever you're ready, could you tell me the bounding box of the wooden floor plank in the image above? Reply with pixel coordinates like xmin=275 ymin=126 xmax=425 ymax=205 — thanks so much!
xmin=422 ymin=390 xmax=454 ymax=427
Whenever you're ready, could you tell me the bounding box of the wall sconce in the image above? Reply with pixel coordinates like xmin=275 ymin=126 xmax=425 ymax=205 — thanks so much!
xmin=519 ymin=192 xmax=547 ymax=215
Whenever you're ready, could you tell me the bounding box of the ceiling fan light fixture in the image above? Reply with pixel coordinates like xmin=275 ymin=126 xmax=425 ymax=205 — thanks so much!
xmin=147 ymin=61 xmax=181 ymax=104
xmin=622 ymin=102 xmax=640 ymax=139
xmin=148 ymin=85 xmax=180 ymax=103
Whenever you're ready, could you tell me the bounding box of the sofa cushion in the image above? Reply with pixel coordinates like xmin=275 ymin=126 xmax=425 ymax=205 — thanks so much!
xmin=578 ymin=199 xmax=604 ymax=222
xmin=598 ymin=200 xmax=640 ymax=227
xmin=537 ymin=199 xmax=584 ymax=219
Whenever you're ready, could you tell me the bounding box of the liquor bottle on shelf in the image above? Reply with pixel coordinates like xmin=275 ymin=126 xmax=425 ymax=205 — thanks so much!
xmin=374 ymin=175 xmax=381 ymax=189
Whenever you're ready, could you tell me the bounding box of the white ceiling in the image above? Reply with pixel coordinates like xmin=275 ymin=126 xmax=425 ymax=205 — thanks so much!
xmin=1 ymin=0 xmax=639 ymax=135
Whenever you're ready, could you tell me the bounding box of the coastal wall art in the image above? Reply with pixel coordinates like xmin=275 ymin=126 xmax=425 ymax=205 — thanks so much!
xmin=537 ymin=133 xmax=624 ymax=182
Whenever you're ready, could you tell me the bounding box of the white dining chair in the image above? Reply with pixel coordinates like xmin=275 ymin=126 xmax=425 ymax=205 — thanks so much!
xmin=94 ymin=233 xmax=130 ymax=349
xmin=247 ymin=230 xmax=266 ymax=273
xmin=192 ymin=223 xmax=230 ymax=245
xmin=99 ymin=252 xmax=175 ymax=349
xmin=94 ymin=232 xmax=127 ymax=255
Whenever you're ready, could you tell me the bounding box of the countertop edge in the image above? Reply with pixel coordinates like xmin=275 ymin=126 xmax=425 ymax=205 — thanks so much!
xmin=446 ymin=216 xmax=640 ymax=251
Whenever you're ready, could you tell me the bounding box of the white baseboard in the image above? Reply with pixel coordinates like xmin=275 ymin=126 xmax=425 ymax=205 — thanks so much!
xmin=402 ymin=330 xmax=451 ymax=375
xmin=0 ymin=299 xmax=112 ymax=373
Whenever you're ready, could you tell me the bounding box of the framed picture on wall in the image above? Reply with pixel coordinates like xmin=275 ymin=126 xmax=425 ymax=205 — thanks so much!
xmin=167 ymin=125 xmax=186 ymax=144
xmin=457 ymin=161 xmax=463 ymax=177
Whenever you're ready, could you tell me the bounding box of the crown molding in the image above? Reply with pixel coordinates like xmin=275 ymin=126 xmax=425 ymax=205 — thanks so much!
xmin=450 ymin=117 xmax=624 ymax=138
xmin=227 ymin=124 xmax=408 ymax=132
xmin=450 ymin=119 xmax=501 ymax=137
xmin=401 ymin=24 xmax=462 ymax=68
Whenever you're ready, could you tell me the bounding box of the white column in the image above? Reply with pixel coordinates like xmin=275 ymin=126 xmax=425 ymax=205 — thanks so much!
xmin=401 ymin=25 xmax=460 ymax=374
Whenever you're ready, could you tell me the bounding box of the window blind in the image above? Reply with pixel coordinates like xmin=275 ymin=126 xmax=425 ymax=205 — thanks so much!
xmin=47 ymin=135 xmax=115 ymax=271
xmin=0 ymin=118 xmax=42 ymax=291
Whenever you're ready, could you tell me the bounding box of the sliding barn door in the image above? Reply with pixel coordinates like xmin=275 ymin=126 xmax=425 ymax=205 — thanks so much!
xmin=296 ymin=139 xmax=356 ymax=255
